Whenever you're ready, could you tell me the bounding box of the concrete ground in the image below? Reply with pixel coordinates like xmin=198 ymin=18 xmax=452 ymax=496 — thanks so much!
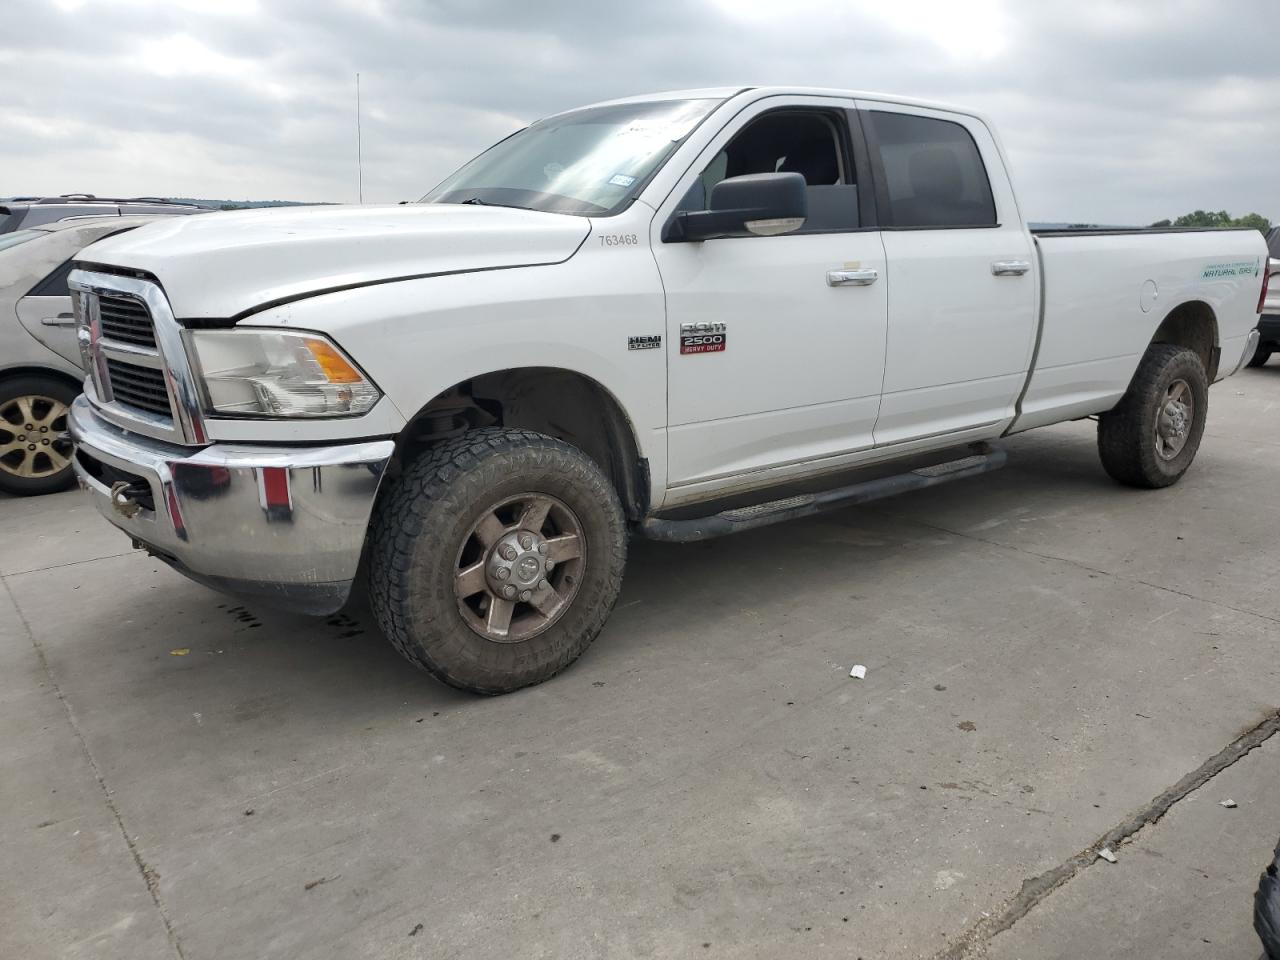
xmin=3 ymin=365 xmax=1279 ymax=960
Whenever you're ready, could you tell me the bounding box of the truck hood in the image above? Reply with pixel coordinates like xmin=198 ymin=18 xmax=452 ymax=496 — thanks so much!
xmin=77 ymin=203 xmax=592 ymax=321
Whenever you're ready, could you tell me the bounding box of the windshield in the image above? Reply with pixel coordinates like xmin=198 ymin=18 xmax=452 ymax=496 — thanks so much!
xmin=422 ymin=98 xmax=720 ymax=217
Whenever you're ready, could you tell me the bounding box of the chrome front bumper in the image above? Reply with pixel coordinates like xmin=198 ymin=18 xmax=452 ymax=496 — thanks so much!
xmin=69 ymin=396 xmax=394 ymax=614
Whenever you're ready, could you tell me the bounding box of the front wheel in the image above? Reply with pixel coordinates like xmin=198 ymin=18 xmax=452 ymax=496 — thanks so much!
xmin=369 ymin=428 xmax=627 ymax=694
xmin=1097 ymin=344 xmax=1208 ymax=489
xmin=0 ymin=374 xmax=79 ymax=497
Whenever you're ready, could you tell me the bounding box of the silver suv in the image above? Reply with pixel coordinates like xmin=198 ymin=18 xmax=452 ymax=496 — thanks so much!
xmin=0 ymin=195 xmax=203 ymax=234
xmin=1 ymin=212 xmax=203 ymax=495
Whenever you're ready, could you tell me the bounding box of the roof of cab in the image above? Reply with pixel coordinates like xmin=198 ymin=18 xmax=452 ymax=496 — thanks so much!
xmin=564 ymin=86 xmax=986 ymax=123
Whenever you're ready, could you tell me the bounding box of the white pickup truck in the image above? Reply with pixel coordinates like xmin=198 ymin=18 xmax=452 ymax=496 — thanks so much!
xmin=67 ymin=87 xmax=1268 ymax=693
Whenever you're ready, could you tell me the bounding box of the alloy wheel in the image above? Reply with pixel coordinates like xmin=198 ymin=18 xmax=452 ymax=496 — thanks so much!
xmin=0 ymin=395 xmax=72 ymax=480
xmin=1153 ymin=378 xmax=1193 ymax=460
xmin=453 ymin=493 xmax=586 ymax=642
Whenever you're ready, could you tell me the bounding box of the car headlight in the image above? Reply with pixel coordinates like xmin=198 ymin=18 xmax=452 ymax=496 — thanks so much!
xmin=186 ymin=329 xmax=381 ymax=418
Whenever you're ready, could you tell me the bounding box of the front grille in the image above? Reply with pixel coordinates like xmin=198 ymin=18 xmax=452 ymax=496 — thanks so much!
xmin=105 ymin=358 xmax=172 ymax=417
xmin=98 ymin=294 xmax=156 ymax=347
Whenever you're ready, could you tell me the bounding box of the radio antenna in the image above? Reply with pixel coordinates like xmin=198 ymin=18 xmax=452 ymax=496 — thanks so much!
xmin=356 ymin=72 xmax=364 ymax=203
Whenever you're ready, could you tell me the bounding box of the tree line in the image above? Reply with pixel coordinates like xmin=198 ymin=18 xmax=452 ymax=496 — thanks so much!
xmin=1151 ymin=211 xmax=1271 ymax=231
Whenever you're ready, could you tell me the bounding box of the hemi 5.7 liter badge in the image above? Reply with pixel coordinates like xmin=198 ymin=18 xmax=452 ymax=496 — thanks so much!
xmin=628 ymin=335 xmax=661 ymax=351
xmin=679 ymin=321 xmax=726 ymax=355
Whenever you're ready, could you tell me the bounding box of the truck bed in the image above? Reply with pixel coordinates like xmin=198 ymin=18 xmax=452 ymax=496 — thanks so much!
xmin=1011 ymin=227 xmax=1267 ymax=432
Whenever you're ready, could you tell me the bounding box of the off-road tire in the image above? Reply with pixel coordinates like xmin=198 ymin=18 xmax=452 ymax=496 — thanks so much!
xmin=0 ymin=374 xmax=79 ymax=497
xmin=1246 ymin=344 xmax=1273 ymax=368
xmin=1097 ymin=344 xmax=1208 ymax=489
xmin=369 ymin=428 xmax=627 ymax=694
xmin=1256 ymin=838 xmax=1280 ymax=960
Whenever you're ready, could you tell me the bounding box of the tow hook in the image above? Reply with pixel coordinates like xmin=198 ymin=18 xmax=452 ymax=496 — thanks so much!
xmin=110 ymin=480 xmax=142 ymax=519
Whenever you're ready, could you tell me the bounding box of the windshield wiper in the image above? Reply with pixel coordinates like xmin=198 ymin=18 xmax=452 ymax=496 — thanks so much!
xmin=457 ymin=196 xmax=528 ymax=211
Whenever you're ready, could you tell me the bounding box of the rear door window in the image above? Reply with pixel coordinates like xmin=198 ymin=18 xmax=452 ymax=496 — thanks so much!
xmin=25 ymin=225 xmax=140 ymax=296
xmin=29 ymin=258 xmax=76 ymax=297
xmin=866 ymin=111 xmax=996 ymax=228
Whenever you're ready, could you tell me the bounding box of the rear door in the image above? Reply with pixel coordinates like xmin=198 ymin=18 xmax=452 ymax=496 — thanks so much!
xmin=14 ymin=222 xmax=140 ymax=367
xmin=15 ymin=258 xmax=80 ymax=365
xmin=856 ymin=103 xmax=1038 ymax=445
xmin=651 ymin=96 xmax=888 ymax=493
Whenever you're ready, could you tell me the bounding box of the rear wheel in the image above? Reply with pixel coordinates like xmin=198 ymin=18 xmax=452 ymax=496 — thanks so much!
xmin=369 ymin=428 xmax=627 ymax=694
xmin=1246 ymin=344 xmax=1273 ymax=368
xmin=1097 ymin=344 xmax=1208 ymax=489
xmin=0 ymin=375 xmax=78 ymax=497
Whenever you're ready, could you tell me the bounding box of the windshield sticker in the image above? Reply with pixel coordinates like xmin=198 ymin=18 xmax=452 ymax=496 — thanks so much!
xmin=608 ymin=174 xmax=636 ymax=188
xmin=1201 ymin=259 xmax=1259 ymax=279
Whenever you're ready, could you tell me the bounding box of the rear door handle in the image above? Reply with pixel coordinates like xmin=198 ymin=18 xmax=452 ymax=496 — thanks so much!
xmin=991 ymin=260 xmax=1031 ymax=277
xmin=826 ymin=268 xmax=878 ymax=286
xmin=41 ymin=313 xmax=76 ymax=327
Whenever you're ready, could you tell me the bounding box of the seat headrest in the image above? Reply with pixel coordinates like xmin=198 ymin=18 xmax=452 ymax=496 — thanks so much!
xmin=779 ymin=142 xmax=839 ymax=186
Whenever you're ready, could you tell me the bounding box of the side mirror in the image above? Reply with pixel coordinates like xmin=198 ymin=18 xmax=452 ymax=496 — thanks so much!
xmin=667 ymin=172 xmax=807 ymax=242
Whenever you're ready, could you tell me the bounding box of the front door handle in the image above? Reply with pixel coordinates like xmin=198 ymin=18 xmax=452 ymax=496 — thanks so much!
xmin=991 ymin=260 xmax=1031 ymax=277
xmin=41 ymin=313 xmax=76 ymax=327
xmin=827 ymin=268 xmax=879 ymax=287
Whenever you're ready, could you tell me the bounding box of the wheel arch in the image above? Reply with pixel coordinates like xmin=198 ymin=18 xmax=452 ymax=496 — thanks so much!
xmin=388 ymin=366 xmax=650 ymax=522
xmin=0 ymin=365 xmax=84 ymax=392
xmin=1149 ymin=299 xmax=1220 ymax=381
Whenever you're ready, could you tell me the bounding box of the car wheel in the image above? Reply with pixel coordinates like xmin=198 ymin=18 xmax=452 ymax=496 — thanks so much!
xmin=0 ymin=375 xmax=79 ymax=497
xmin=369 ymin=427 xmax=627 ymax=694
xmin=1097 ymin=344 xmax=1208 ymax=489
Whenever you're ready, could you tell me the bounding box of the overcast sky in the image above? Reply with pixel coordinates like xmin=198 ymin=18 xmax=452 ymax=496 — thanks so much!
xmin=4 ymin=0 xmax=1278 ymax=224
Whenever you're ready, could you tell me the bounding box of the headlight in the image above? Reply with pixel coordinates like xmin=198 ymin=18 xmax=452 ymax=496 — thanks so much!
xmin=187 ymin=329 xmax=381 ymax=418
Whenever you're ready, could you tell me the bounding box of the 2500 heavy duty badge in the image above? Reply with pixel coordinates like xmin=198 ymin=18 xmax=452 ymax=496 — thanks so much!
xmin=680 ymin=321 xmax=727 ymax=355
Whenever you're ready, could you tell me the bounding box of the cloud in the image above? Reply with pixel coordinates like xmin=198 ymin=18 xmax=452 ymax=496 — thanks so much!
xmin=1 ymin=0 xmax=1276 ymax=223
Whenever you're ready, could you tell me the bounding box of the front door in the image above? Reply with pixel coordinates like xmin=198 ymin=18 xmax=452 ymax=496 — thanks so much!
xmin=650 ymin=98 xmax=888 ymax=496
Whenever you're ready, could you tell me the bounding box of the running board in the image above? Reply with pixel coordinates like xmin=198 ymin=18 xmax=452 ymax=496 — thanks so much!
xmin=639 ymin=445 xmax=1007 ymax=543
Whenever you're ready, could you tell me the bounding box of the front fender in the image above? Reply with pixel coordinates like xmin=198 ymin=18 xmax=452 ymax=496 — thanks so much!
xmin=239 ymin=252 xmax=669 ymax=496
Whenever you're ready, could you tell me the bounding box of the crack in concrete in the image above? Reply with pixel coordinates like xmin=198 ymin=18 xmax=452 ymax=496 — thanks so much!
xmin=3 ymin=550 xmax=138 ymax=579
xmin=931 ymin=708 xmax=1280 ymax=960
xmin=2 ymin=576 xmax=187 ymax=960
